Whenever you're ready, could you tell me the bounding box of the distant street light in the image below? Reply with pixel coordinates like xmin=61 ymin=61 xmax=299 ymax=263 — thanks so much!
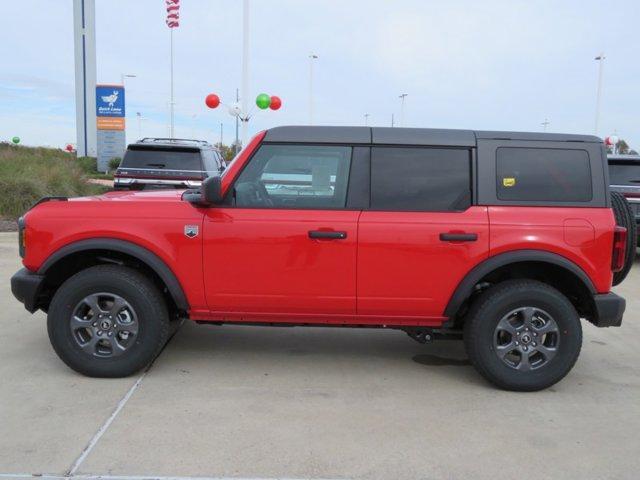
xmin=594 ymin=53 xmax=605 ymax=135
xmin=309 ymin=54 xmax=318 ymax=125
xmin=364 ymin=113 xmax=370 ymax=126
xmin=399 ymin=93 xmax=408 ymax=127
xmin=136 ymin=112 xmax=142 ymax=139
xmin=541 ymin=118 xmax=550 ymax=132
xmin=121 ymin=73 xmax=136 ymax=85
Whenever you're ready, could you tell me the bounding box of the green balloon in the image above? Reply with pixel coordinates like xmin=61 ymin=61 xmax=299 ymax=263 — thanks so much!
xmin=11 ymin=136 xmax=20 ymax=144
xmin=256 ymin=93 xmax=271 ymax=110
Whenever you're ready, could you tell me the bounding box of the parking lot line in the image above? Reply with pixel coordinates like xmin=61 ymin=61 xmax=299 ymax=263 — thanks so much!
xmin=66 ymin=370 xmax=149 ymax=476
xmin=0 ymin=474 xmax=343 ymax=480
xmin=66 ymin=321 xmax=185 ymax=476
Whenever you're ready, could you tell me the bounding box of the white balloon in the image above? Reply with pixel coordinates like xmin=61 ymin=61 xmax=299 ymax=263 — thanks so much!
xmin=228 ymin=103 xmax=242 ymax=117
xmin=610 ymin=135 xmax=619 ymax=145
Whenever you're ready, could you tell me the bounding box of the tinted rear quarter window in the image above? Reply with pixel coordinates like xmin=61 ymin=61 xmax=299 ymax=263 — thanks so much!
xmin=121 ymin=147 xmax=203 ymax=171
xmin=370 ymin=147 xmax=471 ymax=211
xmin=496 ymin=147 xmax=592 ymax=202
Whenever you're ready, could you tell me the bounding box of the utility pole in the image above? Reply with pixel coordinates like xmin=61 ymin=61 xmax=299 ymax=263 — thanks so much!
xmin=399 ymin=93 xmax=408 ymax=127
xmin=364 ymin=113 xmax=370 ymax=126
xmin=220 ymin=122 xmax=224 ymax=145
xmin=391 ymin=113 xmax=395 ymax=127
xmin=309 ymin=54 xmax=318 ymax=125
xmin=594 ymin=53 xmax=605 ymax=135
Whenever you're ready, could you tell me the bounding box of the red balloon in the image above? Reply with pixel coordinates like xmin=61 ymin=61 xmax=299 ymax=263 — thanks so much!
xmin=65 ymin=144 xmax=74 ymax=152
xmin=205 ymin=94 xmax=220 ymax=109
xmin=269 ymin=95 xmax=282 ymax=111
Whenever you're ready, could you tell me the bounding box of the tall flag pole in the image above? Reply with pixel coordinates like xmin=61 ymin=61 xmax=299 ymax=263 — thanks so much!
xmin=165 ymin=0 xmax=180 ymax=138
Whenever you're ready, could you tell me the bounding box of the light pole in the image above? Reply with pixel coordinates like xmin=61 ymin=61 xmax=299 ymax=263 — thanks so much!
xmin=399 ymin=93 xmax=408 ymax=127
xmin=136 ymin=112 xmax=142 ymax=139
xmin=241 ymin=0 xmax=250 ymax=145
xmin=309 ymin=54 xmax=318 ymax=125
xmin=234 ymin=88 xmax=240 ymax=152
xmin=364 ymin=113 xmax=370 ymax=126
xmin=594 ymin=53 xmax=605 ymax=135
xmin=541 ymin=118 xmax=550 ymax=132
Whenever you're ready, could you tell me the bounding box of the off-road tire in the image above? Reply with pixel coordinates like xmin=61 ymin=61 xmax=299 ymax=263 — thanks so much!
xmin=611 ymin=191 xmax=636 ymax=286
xmin=48 ymin=265 xmax=170 ymax=377
xmin=464 ymin=280 xmax=582 ymax=391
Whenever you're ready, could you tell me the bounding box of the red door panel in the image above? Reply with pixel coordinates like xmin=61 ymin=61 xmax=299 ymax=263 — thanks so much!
xmin=203 ymin=208 xmax=359 ymax=319
xmin=357 ymin=207 xmax=489 ymax=321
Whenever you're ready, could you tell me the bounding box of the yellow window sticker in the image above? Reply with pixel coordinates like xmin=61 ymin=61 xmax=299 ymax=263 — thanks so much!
xmin=503 ymin=177 xmax=516 ymax=187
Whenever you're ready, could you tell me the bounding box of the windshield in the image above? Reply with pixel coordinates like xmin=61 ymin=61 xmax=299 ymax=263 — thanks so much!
xmin=121 ymin=147 xmax=203 ymax=171
xmin=609 ymin=161 xmax=640 ymax=186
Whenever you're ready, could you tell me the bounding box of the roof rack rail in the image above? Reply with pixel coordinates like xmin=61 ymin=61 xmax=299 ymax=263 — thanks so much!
xmin=138 ymin=137 xmax=211 ymax=146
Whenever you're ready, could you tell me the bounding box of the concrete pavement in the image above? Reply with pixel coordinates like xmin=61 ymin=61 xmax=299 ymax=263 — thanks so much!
xmin=1 ymin=231 xmax=639 ymax=480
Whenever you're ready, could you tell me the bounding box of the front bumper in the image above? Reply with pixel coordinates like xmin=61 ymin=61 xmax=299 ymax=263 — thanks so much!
xmin=591 ymin=292 xmax=625 ymax=327
xmin=11 ymin=268 xmax=45 ymax=313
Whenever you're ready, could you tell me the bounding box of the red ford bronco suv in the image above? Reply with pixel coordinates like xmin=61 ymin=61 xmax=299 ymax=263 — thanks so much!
xmin=11 ymin=126 xmax=634 ymax=391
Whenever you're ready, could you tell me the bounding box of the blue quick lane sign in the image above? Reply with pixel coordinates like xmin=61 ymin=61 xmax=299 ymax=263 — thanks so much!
xmin=96 ymin=85 xmax=125 ymax=117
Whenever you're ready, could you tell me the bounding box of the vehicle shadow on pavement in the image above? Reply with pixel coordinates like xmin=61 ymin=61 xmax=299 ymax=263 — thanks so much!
xmin=154 ymin=321 xmax=482 ymax=387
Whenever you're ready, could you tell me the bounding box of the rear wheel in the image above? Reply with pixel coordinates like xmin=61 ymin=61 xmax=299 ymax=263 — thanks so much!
xmin=611 ymin=191 xmax=636 ymax=286
xmin=47 ymin=265 xmax=170 ymax=377
xmin=464 ymin=280 xmax=582 ymax=391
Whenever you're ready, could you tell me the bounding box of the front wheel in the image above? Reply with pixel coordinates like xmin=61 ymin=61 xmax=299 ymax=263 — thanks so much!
xmin=464 ymin=280 xmax=582 ymax=391
xmin=47 ymin=265 xmax=170 ymax=377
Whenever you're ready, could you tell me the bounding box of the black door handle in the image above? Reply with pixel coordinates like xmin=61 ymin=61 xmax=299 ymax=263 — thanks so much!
xmin=439 ymin=232 xmax=478 ymax=242
xmin=308 ymin=230 xmax=347 ymax=240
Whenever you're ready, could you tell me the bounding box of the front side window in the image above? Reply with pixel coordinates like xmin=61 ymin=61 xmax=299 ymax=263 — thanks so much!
xmin=233 ymin=144 xmax=352 ymax=209
xmin=496 ymin=147 xmax=592 ymax=202
xmin=370 ymin=147 xmax=471 ymax=211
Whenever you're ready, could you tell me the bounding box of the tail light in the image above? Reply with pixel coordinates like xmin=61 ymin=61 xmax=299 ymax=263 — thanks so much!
xmin=612 ymin=226 xmax=627 ymax=272
xmin=17 ymin=216 xmax=26 ymax=258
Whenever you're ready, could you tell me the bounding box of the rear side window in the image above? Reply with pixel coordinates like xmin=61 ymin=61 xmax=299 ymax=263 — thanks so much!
xmin=370 ymin=147 xmax=471 ymax=211
xmin=497 ymin=148 xmax=592 ymax=202
xmin=122 ymin=147 xmax=203 ymax=171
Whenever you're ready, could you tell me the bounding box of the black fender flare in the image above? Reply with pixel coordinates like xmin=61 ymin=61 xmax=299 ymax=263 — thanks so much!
xmin=443 ymin=249 xmax=596 ymax=318
xmin=38 ymin=238 xmax=189 ymax=312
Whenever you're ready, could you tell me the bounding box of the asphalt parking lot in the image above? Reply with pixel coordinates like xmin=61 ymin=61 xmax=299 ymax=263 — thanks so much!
xmin=1 ymin=231 xmax=639 ymax=480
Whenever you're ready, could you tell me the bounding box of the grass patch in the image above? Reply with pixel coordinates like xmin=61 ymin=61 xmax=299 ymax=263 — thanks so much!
xmin=88 ymin=173 xmax=115 ymax=180
xmin=0 ymin=143 xmax=109 ymax=219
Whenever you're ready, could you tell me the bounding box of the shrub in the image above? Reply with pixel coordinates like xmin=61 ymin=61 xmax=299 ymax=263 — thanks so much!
xmin=108 ymin=157 xmax=122 ymax=171
xmin=77 ymin=156 xmax=98 ymax=174
xmin=0 ymin=144 xmax=108 ymax=219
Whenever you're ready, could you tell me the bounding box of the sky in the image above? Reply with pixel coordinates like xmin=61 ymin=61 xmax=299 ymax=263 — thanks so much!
xmin=0 ymin=0 xmax=638 ymax=150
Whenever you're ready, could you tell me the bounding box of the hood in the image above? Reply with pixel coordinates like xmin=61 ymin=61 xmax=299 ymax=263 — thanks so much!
xmin=70 ymin=189 xmax=186 ymax=203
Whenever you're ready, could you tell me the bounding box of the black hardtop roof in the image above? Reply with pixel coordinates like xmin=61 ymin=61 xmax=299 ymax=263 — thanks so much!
xmin=130 ymin=138 xmax=217 ymax=151
xmin=263 ymin=126 xmax=601 ymax=147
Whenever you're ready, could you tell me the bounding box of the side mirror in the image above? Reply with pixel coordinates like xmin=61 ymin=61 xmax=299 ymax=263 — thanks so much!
xmin=202 ymin=175 xmax=223 ymax=205
xmin=183 ymin=175 xmax=223 ymax=207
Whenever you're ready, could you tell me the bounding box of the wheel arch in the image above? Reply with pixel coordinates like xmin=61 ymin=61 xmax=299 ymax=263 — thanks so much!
xmin=38 ymin=238 xmax=189 ymax=314
xmin=444 ymin=250 xmax=597 ymax=325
